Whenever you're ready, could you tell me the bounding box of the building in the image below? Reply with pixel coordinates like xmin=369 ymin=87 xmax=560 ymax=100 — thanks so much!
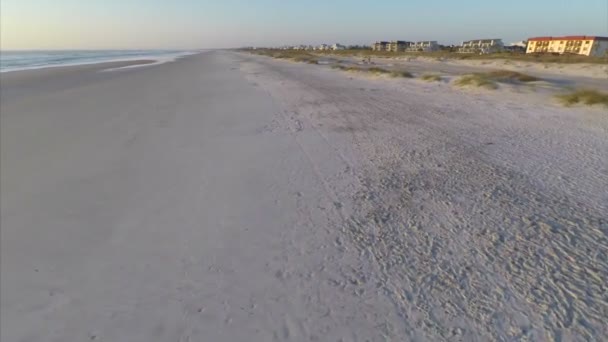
xmin=526 ymin=36 xmax=608 ymax=57
xmin=387 ymin=41 xmax=412 ymax=52
xmin=331 ymin=44 xmax=346 ymax=51
xmin=372 ymin=41 xmax=389 ymax=51
xmin=458 ymin=39 xmax=504 ymax=54
xmin=406 ymin=41 xmax=439 ymax=52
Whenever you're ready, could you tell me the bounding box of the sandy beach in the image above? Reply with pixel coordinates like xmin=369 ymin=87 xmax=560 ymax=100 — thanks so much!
xmin=1 ymin=51 xmax=607 ymax=341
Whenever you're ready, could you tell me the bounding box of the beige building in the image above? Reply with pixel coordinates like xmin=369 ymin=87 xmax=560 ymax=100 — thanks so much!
xmin=526 ymin=36 xmax=608 ymax=57
xmin=458 ymin=39 xmax=504 ymax=54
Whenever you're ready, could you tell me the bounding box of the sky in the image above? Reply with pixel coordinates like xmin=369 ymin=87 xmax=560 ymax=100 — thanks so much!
xmin=1 ymin=0 xmax=607 ymax=50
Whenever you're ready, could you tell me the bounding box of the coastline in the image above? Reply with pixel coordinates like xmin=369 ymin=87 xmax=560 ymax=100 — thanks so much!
xmin=1 ymin=54 xmax=201 ymax=103
xmin=0 ymin=51 xmax=200 ymax=73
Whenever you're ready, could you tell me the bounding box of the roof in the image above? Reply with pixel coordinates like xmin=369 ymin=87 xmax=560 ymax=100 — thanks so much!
xmin=463 ymin=39 xmax=502 ymax=43
xmin=528 ymin=36 xmax=608 ymax=42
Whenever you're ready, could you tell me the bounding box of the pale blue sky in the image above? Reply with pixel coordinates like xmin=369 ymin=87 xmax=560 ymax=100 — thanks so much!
xmin=1 ymin=0 xmax=607 ymax=49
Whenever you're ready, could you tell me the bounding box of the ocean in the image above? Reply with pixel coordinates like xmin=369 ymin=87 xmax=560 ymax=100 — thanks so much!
xmin=0 ymin=50 xmax=197 ymax=72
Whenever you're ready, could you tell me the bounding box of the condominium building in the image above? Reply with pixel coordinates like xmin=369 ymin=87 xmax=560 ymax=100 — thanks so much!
xmin=526 ymin=36 xmax=608 ymax=57
xmin=387 ymin=41 xmax=412 ymax=52
xmin=372 ymin=41 xmax=389 ymax=51
xmin=458 ymin=39 xmax=504 ymax=54
xmin=406 ymin=41 xmax=439 ymax=52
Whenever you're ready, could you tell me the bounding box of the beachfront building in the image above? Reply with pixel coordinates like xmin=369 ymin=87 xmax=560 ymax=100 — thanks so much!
xmin=406 ymin=41 xmax=439 ymax=52
xmin=387 ymin=41 xmax=412 ymax=52
xmin=526 ymin=36 xmax=608 ymax=57
xmin=458 ymin=39 xmax=504 ymax=54
xmin=372 ymin=41 xmax=389 ymax=51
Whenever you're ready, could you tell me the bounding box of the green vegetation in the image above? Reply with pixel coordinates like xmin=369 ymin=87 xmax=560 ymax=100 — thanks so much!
xmin=390 ymin=71 xmax=414 ymax=78
xmin=249 ymin=49 xmax=319 ymax=64
xmin=454 ymin=70 xmax=539 ymax=89
xmin=484 ymin=70 xmax=539 ymax=82
xmin=245 ymin=48 xmax=608 ymax=65
xmin=330 ymin=65 xmax=412 ymax=78
xmin=454 ymin=74 xmax=499 ymax=90
xmin=420 ymin=74 xmax=442 ymax=82
xmin=311 ymin=49 xmax=608 ymax=64
xmin=556 ymin=89 xmax=608 ymax=107
xmin=368 ymin=67 xmax=391 ymax=74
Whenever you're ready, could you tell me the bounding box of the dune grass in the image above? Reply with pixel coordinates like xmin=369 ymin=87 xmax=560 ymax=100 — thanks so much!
xmin=331 ymin=65 xmax=413 ymax=78
xmin=454 ymin=74 xmax=499 ymax=90
xmin=309 ymin=49 xmax=608 ymax=64
xmin=390 ymin=70 xmax=414 ymax=78
xmin=484 ymin=70 xmax=540 ymax=82
xmin=455 ymin=70 xmax=540 ymax=90
xmin=556 ymin=89 xmax=608 ymax=107
xmin=420 ymin=74 xmax=442 ymax=82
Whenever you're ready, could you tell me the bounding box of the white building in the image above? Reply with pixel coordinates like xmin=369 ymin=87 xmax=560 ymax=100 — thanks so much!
xmin=458 ymin=39 xmax=504 ymax=54
xmin=406 ymin=41 xmax=439 ymax=52
xmin=331 ymin=44 xmax=346 ymax=51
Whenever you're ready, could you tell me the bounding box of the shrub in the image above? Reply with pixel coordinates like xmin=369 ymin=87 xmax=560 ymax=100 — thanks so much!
xmin=556 ymin=89 xmax=608 ymax=107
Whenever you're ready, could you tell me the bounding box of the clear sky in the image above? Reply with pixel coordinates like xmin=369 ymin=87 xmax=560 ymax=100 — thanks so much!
xmin=1 ymin=0 xmax=607 ymax=50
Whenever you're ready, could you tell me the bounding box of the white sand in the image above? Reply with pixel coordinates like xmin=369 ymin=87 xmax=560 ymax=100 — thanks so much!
xmin=1 ymin=51 xmax=607 ymax=341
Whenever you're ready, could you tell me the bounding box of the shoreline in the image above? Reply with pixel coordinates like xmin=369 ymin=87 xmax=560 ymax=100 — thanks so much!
xmin=0 ymin=56 xmax=198 ymax=104
xmin=0 ymin=51 xmax=201 ymax=74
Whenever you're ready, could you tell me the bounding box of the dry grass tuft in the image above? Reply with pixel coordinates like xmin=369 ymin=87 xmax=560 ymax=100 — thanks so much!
xmin=454 ymin=74 xmax=498 ymax=90
xmin=556 ymin=89 xmax=608 ymax=107
xmin=420 ymin=74 xmax=442 ymax=82
xmin=484 ymin=70 xmax=540 ymax=82
xmin=368 ymin=67 xmax=391 ymax=74
xmin=390 ymin=70 xmax=414 ymax=78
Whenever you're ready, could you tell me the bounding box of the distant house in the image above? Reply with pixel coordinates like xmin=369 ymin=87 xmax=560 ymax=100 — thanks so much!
xmin=406 ymin=41 xmax=439 ymax=52
xmin=331 ymin=44 xmax=346 ymax=51
xmin=372 ymin=41 xmax=389 ymax=51
xmin=387 ymin=41 xmax=412 ymax=52
xmin=458 ymin=39 xmax=504 ymax=54
xmin=504 ymin=42 xmax=526 ymax=53
xmin=526 ymin=36 xmax=608 ymax=57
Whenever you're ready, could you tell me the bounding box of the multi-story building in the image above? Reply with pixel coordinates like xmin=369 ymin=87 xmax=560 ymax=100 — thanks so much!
xmin=387 ymin=41 xmax=412 ymax=52
xmin=526 ymin=36 xmax=608 ymax=57
xmin=458 ymin=39 xmax=504 ymax=54
xmin=406 ymin=41 xmax=439 ymax=52
xmin=372 ymin=41 xmax=389 ymax=51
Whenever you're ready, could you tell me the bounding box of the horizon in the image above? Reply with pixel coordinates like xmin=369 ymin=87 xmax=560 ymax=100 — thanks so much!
xmin=1 ymin=0 xmax=607 ymax=50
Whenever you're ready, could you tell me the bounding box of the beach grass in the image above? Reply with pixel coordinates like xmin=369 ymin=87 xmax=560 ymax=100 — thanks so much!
xmin=483 ymin=70 xmax=540 ymax=82
xmin=556 ymin=89 xmax=608 ymax=107
xmin=389 ymin=70 xmax=414 ymax=78
xmin=420 ymin=74 xmax=442 ymax=82
xmin=455 ymin=74 xmax=499 ymax=90
xmin=331 ymin=65 xmax=412 ymax=78
xmin=455 ymin=70 xmax=540 ymax=89
xmin=310 ymin=49 xmax=608 ymax=64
